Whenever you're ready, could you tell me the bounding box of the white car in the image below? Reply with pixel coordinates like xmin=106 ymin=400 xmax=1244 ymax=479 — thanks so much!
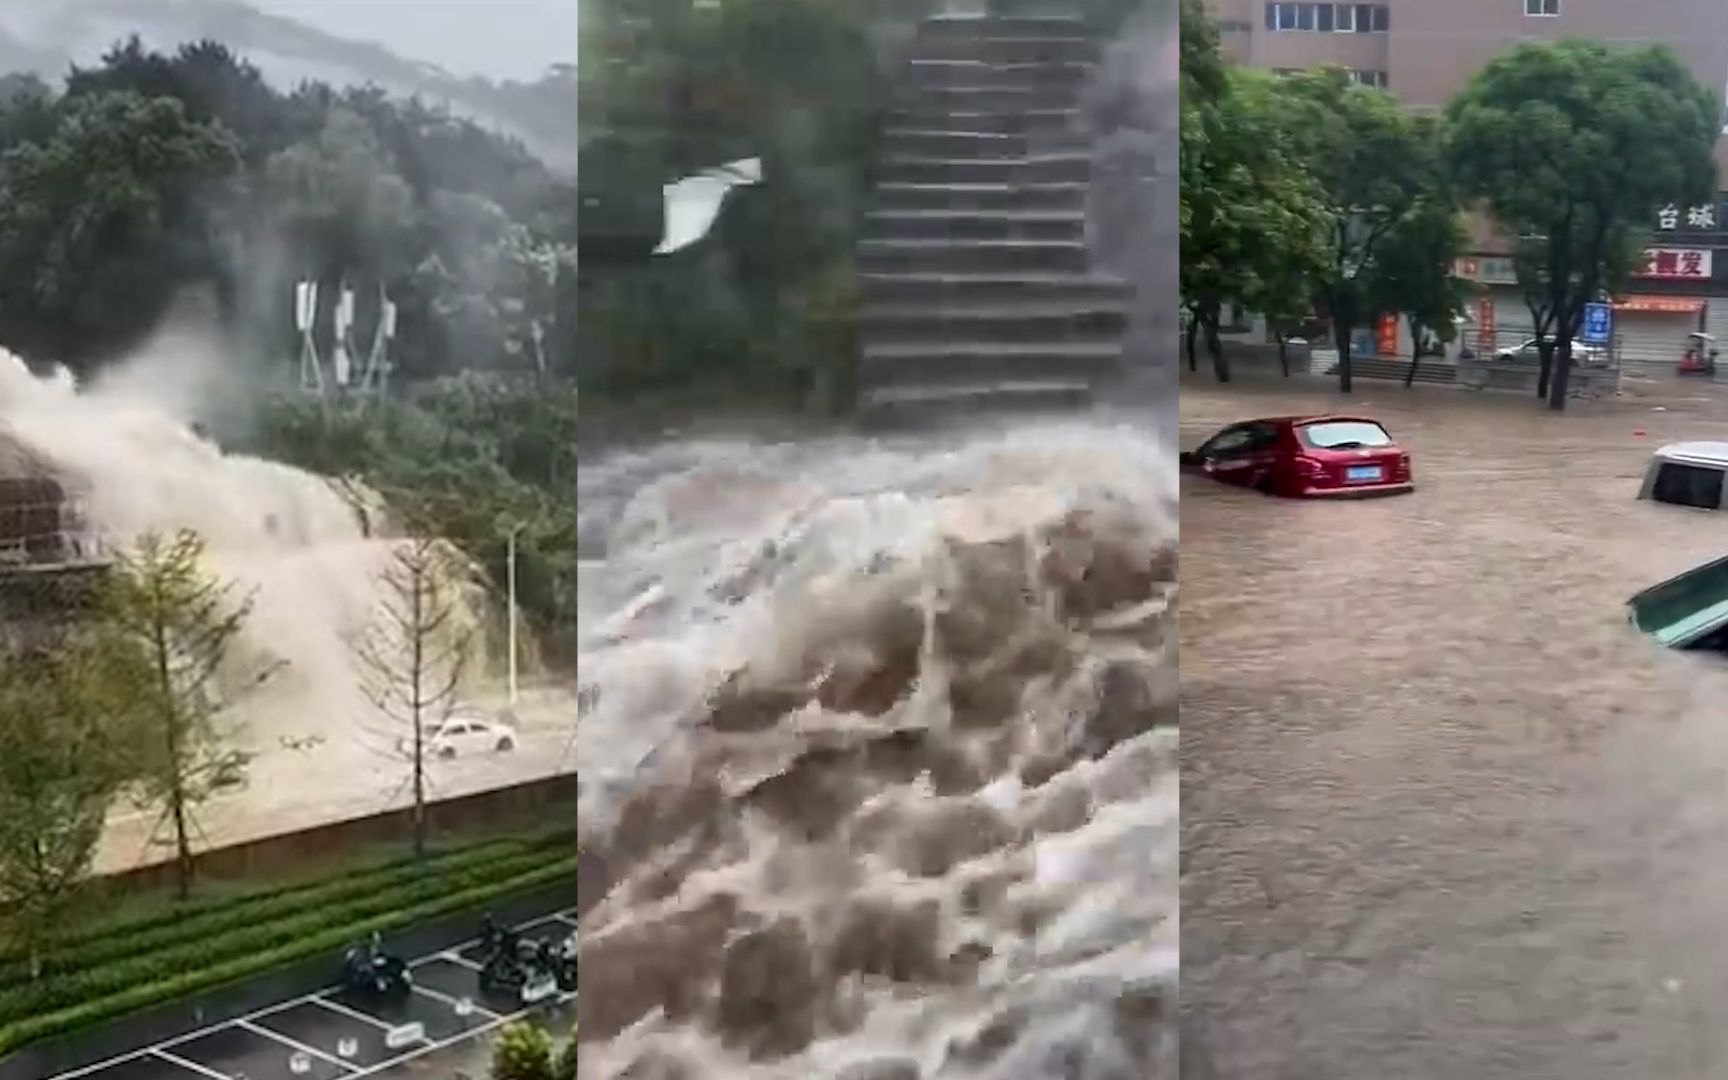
xmin=400 ymin=713 xmax=518 ymax=759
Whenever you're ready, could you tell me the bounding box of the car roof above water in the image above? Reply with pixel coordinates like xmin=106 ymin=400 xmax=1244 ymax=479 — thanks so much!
xmin=1652 ymin=441 xmax=1728 ymax=468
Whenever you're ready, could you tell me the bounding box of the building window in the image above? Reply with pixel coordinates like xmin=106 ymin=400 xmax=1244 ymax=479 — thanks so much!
xmin=1348 ymin=69 xmax=1388 ymax=89
xmin=1267 ymin=4 xmax=1388 ymax=33
xmin=1525 ymin=0 xmax=1559 ymax=15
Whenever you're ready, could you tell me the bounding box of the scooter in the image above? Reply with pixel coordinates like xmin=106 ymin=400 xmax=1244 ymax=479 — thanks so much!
xmin=1677 ymin=333 xmax=1718 ymax=376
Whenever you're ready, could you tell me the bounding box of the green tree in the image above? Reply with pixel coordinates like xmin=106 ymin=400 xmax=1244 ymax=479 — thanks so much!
xmin=1364 ymin=157 xmax=1469 ymax=387
xmin=491 ymin=1021 xmax=556 ymax=1080
xmin=1448 ymin=40 xmax=1718 ymax=409
xmin=0 ymin=635 xmax=148 ymax=978
xmin=1180 ymin=59 xmax=1327 ymax=382
xmin=1277 ymin=69 xmax=1435 ymax=393
xmin=102 ymin=530 xmax=256 ymax=899
xmin=0 ymin=91 xmax=238 ymax=372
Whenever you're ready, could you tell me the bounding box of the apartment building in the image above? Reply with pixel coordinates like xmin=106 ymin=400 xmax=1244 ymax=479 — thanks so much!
xmin=1201 ymin=0 xmax=1728 ymax=365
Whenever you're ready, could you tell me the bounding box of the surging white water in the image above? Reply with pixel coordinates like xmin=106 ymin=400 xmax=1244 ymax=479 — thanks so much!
xmin=0 ymin=348 xmax=557 ymax=866
xmin=575 ymin=421 xmax=1178 ymax=1080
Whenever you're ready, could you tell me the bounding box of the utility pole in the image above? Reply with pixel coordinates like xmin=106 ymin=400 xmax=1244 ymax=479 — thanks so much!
xmin=506 ymin=523 xmax=523 ymax=707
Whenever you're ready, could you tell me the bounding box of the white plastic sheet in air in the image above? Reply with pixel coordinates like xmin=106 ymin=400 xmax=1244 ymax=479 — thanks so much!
xmin=653 ymin=157 xmax=763 ymax=255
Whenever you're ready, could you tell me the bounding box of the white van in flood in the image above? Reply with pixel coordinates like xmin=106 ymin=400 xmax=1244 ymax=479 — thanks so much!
xmin=1639 ymin=442 xmax=1728 ymax=510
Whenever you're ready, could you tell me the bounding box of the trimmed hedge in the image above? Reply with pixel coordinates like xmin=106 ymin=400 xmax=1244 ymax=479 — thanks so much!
xmin=0 ymin=834 xmax=568 ymax=986
xmin=0 ymin=854 xmax=576 ymax=1057
xmin=0 ymin=832 xmax=561 ymax=968
xmin=0 ymin=844 xmax=571 ymax=1023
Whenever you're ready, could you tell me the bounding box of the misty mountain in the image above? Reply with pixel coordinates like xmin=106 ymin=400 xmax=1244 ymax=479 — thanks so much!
xmin=0 ymin=0 xmax=576 ymax=169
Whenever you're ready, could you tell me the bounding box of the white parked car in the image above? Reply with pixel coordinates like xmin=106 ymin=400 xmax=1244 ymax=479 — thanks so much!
xmin=400 ymin=712 xmax=518 ymax=759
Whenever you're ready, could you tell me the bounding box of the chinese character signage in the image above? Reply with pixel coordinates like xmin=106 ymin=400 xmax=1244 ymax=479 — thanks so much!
xmin=1656 ymin=203 xmax=1719 ymax=231
xmin=1581 ymin=302 xmax=1612 ymax=344
xmin=1477 ymin=298 xmax=1495 ymax=350
xmin=1636 ymin=248 xmax=1713 ymax=279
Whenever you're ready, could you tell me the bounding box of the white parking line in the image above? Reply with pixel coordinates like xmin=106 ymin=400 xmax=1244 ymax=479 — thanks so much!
xmin=236 ymin=1019 xmax=358 ymax=1073
xmin=434 ymin=950 xmax=486 ymax=972
xmin=151 ymin=1049 xmax=230 ymax=1080
xmin=303 ymin=995 xmax=403 ymax=1035
xmin=46 ymin=903 xmax=574 ymax=1080
xmin=412 ymin=983 xmax=500 ymax=1019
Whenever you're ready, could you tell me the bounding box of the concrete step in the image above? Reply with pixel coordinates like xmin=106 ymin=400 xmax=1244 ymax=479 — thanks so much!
xmin=878 ymin=153 xmax=1089 ymax=186
xmin=883 ymin=128 xmax=1027 ymax=160
xmin=916 ymin=14 xmax=1088 ymax=41
xmin=889 ymin=107 xmax=1081 ymax=135
xmin=1324 ymin=358 xmax=1459 ymax=385
xmin=857 ymin=238 xmax=1090 ymax=274
xmin=862 ymin=208 xmax=1085 ymax=242
xmin=904 ymin=83 xmax=1082 ymax=112
xmin=861 ymin=302 xmax=1125 ymax=345
xmin=912 ymin=35 xmax=1097 ymax=64
xmin=874 ymin=181 xmax=1088 ymax=212
xmin=861 ymin=271 xmax=1130 ymax=306
xmin=859 ymin=379 xmax=1097 ymax=425
xmin=905 ymin=58 xmax=1093 ymax=90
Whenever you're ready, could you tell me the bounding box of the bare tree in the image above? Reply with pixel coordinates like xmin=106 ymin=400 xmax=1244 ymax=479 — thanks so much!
xmin=101 ymin=530 xmax=255 ymax=900
xmin=352 ymin=532 xmax=472 ymax=859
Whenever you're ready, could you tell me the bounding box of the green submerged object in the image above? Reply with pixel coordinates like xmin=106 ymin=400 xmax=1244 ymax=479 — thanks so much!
xmin=1629 ymin=552 xmax=1728 ymax=649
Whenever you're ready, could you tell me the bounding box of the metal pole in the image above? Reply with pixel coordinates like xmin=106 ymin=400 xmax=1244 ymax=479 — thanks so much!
xmin=507 ymin=525 xmax=519 ymax=707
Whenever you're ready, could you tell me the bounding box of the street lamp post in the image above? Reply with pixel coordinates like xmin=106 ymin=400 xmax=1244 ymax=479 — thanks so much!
xmin=506 ymin=523 xmax=524 ymax=707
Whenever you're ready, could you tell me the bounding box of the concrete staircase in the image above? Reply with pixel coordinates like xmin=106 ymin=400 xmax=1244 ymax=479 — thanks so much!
xmin=1323 ymin=358 xmax=1459 ymax=386
xmin=855 ymin=6 xmax=1130 ymax=421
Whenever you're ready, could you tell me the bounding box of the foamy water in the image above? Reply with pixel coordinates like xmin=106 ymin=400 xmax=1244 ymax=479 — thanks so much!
xmin=575 ymin=422 xmax=1178 ymax=1079
xmin=0 ymin=348 xmax=570 ymax=865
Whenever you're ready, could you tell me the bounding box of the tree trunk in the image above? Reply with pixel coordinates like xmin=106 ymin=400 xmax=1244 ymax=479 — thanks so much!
xmin=1334 ymin=320 xmax=1354 ymax=394
xmin=411 ymin=578 xmax=427 ymax=861
xmin=154 ymin=621 xmax=195 ymax=901
xmin=1185 ymin=314 xmax=1199 ymax=372
xmin=1405 ymin=317 xmax=1422 ymax=387
xmin=1204 ymin=308 xmax=1230 ymax=383
xmin=1276 ymin=330 xmax=1289 ymax=377
xmin=1547 ymin=332 xmax=1574 ymax=411
xmin=1535 ymin=342 xmax=1554 ymax=400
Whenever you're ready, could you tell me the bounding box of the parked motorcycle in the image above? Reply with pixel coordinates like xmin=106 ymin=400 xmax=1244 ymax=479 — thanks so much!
xmin=478 ymin=927 xmax=560 ymax=1005
xmin=552 ymin=930 xmax=577 ymax=992
xmin=342 ymin=933 xmax=413 ymax=1000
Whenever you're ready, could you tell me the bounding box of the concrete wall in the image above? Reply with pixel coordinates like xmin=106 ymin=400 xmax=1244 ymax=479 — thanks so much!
xmin=102 ymin=773 xmax=578 ymax=896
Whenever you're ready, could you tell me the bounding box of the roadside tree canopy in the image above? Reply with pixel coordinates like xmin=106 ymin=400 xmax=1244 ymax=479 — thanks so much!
xmin=1447 ymin=39 xmax=1719 ymax=409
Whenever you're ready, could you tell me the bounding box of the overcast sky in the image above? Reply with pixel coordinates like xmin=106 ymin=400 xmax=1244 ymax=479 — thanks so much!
xmin=247 ymin=0 xmax=577 ymax=82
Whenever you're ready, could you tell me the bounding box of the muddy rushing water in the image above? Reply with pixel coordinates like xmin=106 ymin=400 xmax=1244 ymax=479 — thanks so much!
xmin=574 ymin=422 xmax=1177 ymax=1079
xmin=1183 ymin=377 xmax=1728 ymax=1079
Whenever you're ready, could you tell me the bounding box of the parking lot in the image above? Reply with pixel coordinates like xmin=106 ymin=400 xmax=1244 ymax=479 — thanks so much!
xmin=46 ymin=910 xmax=578 ymax=1080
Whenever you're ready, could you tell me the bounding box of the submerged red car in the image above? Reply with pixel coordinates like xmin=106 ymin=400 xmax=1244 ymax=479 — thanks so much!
xmin=1181 ymin=415 xmax=1414 ymax=498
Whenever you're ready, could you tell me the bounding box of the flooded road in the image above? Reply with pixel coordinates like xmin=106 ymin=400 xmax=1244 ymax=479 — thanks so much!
xmin=1181 ymin=375 xmax=1728 ymax=1078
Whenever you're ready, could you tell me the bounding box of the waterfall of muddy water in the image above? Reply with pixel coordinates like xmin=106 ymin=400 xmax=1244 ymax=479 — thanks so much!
xmin=575 ymin=423 xmax=1177 ymax=1079
xmin=0 ymin=351 xmax=563 ymax=868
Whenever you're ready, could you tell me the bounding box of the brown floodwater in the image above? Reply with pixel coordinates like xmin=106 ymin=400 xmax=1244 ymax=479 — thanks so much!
xmin=1182 ymin=375 xmax=1728 ymax=1079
